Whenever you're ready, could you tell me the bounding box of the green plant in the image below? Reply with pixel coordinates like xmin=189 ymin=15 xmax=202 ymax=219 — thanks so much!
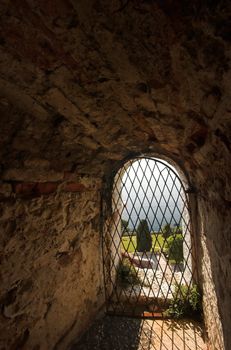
xmin=116 ymin=258 xmax=141 ymax=287
xmin=166 ymin=234 xmax=184 ymax=264
xmin=188 ymin=284 xmax=202 ymax=312
xmin=121 ymin=219 xmax=130 ymax=235
xmin=136 ymin=219 xmax=152 ymax=252
xmin=162 ymin=223 xmax=173 ymax=239
xmin=165 ymin=283 xmax=202 ymax=319
xmin=173 ymin=226 xmax=183 ymax=235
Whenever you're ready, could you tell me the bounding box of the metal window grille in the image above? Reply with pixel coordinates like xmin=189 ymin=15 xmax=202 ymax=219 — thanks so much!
xmin=102 ymin=157 xmax=196 ymax=318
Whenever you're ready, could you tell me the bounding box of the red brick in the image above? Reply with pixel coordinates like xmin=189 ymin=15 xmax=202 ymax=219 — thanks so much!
xmin=14 ymin=183 xmax=36 ymax=195
xmin=13 ymin=182 xmax=58 ymax=196
xmin=36 ymin=182 xmax=58 ymax=195
xmin=64 ymin=182 xmax=86 ymax=192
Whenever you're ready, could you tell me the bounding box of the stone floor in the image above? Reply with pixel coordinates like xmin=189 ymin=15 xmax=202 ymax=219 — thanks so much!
xmin=72 ymin=316 xmax=207 ymax=350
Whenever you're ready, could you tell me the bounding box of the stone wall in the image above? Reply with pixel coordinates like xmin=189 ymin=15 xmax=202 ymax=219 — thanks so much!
xmin=201 ymin=229 xmax=224 ymax=350
xmin=0 ymin=176 xmax=104 ymax=349
xmin=189 ymin=106 xmax=231 ymax=350
xmin=198 ymin=198 xmax=230 ymax=350
xmin=0 ymin=0 xmax=231 ymax=349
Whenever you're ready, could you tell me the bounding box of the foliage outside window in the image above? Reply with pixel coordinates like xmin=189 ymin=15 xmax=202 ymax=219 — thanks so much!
xmin=136 ymin=219 xmax=152 ymax=252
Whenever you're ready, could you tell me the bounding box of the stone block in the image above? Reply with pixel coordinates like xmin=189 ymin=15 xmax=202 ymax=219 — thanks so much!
xmin=0 ymin=183 xmax=12 ymax=197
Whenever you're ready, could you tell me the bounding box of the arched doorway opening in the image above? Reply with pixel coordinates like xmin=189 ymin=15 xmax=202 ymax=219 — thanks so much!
xmin=102 ymin=157 xmax=199 ymax=317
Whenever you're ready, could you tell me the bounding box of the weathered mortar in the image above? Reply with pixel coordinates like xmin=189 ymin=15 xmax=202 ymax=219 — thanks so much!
xmin=0 ymin=0 xmax=231 ymax=349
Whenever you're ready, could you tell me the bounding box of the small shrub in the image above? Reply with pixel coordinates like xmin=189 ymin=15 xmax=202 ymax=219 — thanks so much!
xmin=116 ymin=258 xmax=141 ymax=287
xmin=188 ymin=284 xmax=202 ymax=312
xmin=165 ymin=283 xmax=202 ymax=319
xmin=166 ymin=234 xmax=184 ymax=264
xmin=162 ymin=223 xmax=172 ymax=239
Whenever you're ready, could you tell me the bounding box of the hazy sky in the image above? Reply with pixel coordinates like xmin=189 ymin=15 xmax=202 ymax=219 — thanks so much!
xmin=119 ymin=158 xmax=184 ymax=232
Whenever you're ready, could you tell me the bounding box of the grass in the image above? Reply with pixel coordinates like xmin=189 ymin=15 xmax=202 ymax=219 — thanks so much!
xmin=121 ymin=233 xmax=166 ymax=253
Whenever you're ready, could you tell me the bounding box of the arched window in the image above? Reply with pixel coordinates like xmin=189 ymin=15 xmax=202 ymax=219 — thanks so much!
xmin=102 ymin=157 xmax=196 ymax=317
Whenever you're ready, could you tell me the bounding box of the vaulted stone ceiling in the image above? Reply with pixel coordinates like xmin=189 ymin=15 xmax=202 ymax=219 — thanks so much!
xmin=0 ymin=0 xmax=231 ymax=192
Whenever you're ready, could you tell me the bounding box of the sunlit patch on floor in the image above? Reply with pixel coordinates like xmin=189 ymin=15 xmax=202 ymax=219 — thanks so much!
xmin=72 ymin=316 xmax=206 ymax=350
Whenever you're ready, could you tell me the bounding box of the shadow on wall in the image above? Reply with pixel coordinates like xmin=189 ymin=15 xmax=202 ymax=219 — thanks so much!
xmin=71 ymin=315 xmax=206 ymax=350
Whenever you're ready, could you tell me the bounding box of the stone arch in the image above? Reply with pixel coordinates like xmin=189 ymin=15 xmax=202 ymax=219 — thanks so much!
xmin=102 ymin=154 xmax=200 ymax=315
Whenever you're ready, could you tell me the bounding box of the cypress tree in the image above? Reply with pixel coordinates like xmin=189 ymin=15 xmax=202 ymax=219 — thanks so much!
xmin=136 ymin=219 xmax=152 ymax=252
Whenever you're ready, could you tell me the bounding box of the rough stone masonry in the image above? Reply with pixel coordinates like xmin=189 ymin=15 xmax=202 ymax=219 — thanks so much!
xmin=0 ymin=0 xmax=231 ymax=349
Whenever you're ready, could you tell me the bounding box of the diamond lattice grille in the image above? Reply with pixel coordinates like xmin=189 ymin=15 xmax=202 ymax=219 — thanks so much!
xmin=102 ymin=158 xmax=195 ymax=317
